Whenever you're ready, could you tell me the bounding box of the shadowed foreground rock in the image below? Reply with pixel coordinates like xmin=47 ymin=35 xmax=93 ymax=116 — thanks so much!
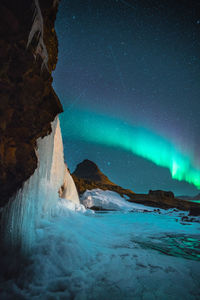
xmin=0 ymin=0 xmax=62 ymax=206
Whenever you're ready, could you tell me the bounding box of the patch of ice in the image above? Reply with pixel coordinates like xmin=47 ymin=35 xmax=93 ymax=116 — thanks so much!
xmin=123 ymin=194 xmax=130 ymax=200
xmin=52 ymin=198 xmax=92 ymax=217
xmin=59 ymin=166 xmax=80 ymax=204
xmin=1 ymin=117 xmax=79 ymax=254
xmin=1 ymin=207 xmax=200 ymax=299
xmin=81 ymin=189 xmax=153 ymax=211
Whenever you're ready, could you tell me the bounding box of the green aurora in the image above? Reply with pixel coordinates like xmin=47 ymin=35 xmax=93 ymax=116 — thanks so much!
xmin=61 ymin=108 xmax=200 ymax=190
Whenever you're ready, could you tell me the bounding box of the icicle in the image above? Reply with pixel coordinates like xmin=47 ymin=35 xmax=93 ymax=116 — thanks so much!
xmin=1 ymin=117 xmax=79 ymax=254
xmin=59 ymin=166 xmax=80 ymax=204
xmin=27 ymin=0 xmax=49 ymax=70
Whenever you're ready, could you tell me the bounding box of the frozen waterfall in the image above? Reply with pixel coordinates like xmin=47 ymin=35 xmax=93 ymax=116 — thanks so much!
xmin=1 ymin=117 xmax=79 ymax=254
xmin=59 ymin=166 xmax=80 ymax=204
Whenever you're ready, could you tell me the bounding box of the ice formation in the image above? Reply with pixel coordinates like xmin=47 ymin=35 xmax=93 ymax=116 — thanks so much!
xmin=27 ymin=0 xmax=48 ymax=69
xmin=1 ymin=204 xmax=200 ymax=299
xmin=1 ymin=117 xmax=79 ymax=254
xmin=63 ymin=107 xmax=200 ymax=189
xmin=59 ymin=166 xmax=80 ymax=204
xmin=81 ymin=189 xmax=153 ymax=211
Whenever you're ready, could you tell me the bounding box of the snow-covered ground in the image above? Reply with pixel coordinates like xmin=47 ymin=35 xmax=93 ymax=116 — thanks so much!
xmin=1 ymin=195 xmax=200 ymax=300
xmin=81 ymin=188 xmax=154 ymax=211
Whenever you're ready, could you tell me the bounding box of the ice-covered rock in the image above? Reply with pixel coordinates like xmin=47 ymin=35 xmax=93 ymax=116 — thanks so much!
xmin=81 ymin=189 xmax=153 ymax=211
xmin=59 ymin=166 xmax=80 ymax=204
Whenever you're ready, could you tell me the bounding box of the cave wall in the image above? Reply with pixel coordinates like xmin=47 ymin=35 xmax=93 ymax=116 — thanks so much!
xmin=0 ymin=0 xmax=62 ymax=206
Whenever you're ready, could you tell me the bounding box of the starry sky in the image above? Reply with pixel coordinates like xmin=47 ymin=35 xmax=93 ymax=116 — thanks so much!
xmin=53 ymin=0 xmax=200 ymax=196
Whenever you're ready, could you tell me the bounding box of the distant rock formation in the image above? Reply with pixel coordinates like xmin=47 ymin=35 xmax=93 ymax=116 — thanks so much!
xmin=149 ymin=190 xmax=174 ymax=199
xmin=0 ymin=0 xmax=62 ymax=206
xmin=73 ymin=159 xmax=200 ymax=214
xmin=73 ymin=159 xmax=115 ymax=184
xmin=72 ymin=159 xmax=135 ymax=198
xmin=178 ymin=193 xmax=200 ymax=201
xmin=193 ymin=193 xmax=200 ymax=200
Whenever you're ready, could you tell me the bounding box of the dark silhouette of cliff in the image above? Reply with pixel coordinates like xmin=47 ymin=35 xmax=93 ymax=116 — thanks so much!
xmin=0 ymin=0 xmax=62 ymax=206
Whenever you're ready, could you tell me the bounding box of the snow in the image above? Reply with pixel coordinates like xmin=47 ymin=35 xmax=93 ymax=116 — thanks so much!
xmin=81 ymin=189 xmax=154 ymax=211
xmin=0 ymin=114 xmax=199 ymax=298
xmin=27 ymin=0 xmax=49 ymax=70
xmin=123 ymin=194 xmax=130 ymax=200
xmin=1 ymin=201 xmax=200 ymax=299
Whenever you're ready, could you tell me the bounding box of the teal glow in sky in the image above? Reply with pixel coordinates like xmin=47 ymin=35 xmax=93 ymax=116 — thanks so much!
xmin=61 ymin=108 xmax=200 ymax=190
xmin=53 ymin=0 xmax=200 ymax=195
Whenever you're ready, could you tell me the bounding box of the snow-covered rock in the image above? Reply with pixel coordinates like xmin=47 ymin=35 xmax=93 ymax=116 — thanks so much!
xmin=81 ymin=189 xmax=153 ymax=211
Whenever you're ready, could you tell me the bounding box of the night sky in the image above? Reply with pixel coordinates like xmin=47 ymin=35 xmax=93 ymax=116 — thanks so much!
xmin=53 ymin=0 xmax=200 ymax=196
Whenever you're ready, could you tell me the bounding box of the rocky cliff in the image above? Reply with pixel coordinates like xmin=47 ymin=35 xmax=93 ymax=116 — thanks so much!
xmin=0 ymin=0 xmax=62 ymax=206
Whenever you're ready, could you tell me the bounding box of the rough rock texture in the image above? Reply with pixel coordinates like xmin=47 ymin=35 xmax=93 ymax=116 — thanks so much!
xmin=72 ymin=159 xmax=135 ymax=197
xmin=73 ymin=159 xmax=200 ymax=213
xmin=0 ymin=0 xmax=62 ymax=206
xmin=73 ymin=159 xmax=116 ymax=185
xmin=149 ymin=190 xmax=174 ymax=199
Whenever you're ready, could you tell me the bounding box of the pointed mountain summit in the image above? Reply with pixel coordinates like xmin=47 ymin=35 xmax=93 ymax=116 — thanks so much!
xmin=72 ymin=159 xmax=135 ymax=196
xmin=73 ymin=159 xmax=115 ymax=185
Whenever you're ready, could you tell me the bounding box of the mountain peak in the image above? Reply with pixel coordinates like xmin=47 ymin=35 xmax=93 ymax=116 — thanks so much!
xmin=73 ymin=159 xmax=113 ymax=184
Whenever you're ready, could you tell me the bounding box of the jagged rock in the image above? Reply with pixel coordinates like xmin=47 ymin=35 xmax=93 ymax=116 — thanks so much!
xmin=0 ymin=0 xmax=62 ymax=206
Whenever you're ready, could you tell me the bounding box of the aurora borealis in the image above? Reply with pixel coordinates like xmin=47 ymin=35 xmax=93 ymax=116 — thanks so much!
xmin=53 ymin=0 xmax=200 ymax=195
xmin=61 ymin=107 xmax=200 ymax=189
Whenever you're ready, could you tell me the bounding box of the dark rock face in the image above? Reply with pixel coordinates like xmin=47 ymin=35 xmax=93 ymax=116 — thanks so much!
xmin=73 ymin=159 xmax=115 ymax=184
xmin=0 ymin=0 xmax=62 ymax=206
xmin=148 ymin=190 xmax=174 ymax=199
xmin=179 ymin=193 xmax=200 ymax=201
xmin=72 ymin=159 xmax=135 ymax=197
xmin=189 ymin=207 xmax=200 ymax=216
